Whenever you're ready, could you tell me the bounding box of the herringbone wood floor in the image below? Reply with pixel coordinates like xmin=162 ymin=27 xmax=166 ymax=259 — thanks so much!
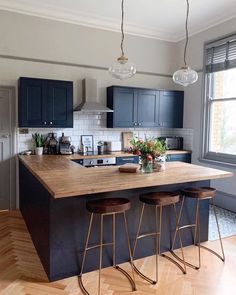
xmin=1 ymin=210 xmax=236 ymax=295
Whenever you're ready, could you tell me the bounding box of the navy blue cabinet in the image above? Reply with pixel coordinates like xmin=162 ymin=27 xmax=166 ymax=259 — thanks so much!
xmin=159 ymin=91 xmax=183 ymax=128
xmin=107 ymin=86 xmax=183 ymax=128
xmin=18 ymin=77 xmax=73 ymax=128
xmin=107 ymin=87 xmax=136 ymax=127
xmin=116 ymin=156 xmax=139 ymax=165
xmin=137 ymin=89 xmax=159 ymax=127
xmin=166 ymin=153 xmax=191 ymax=163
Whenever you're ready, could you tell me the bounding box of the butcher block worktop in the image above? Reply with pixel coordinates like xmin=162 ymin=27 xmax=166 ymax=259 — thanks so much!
xmin=19 ymin=155 xmax=232 ymax=199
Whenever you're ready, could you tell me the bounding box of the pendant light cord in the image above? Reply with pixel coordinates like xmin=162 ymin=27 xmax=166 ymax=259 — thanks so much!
xmin=120 ymin=0 xmax=125 ymax=57
xmin=184 ymin=0 xmax=189 ymax=66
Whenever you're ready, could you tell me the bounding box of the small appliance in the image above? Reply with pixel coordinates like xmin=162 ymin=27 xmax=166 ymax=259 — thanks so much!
xmin=59 ymin=133 xmax=72 ymax=155
xmin=158 ymin=136 xmax=183 ymax=150
xmin=44 ymin=132 xmax=59 ymax=154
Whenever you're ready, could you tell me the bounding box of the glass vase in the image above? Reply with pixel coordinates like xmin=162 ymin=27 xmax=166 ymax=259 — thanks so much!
xmin=141 ymin=159 xmax=153 ymax=173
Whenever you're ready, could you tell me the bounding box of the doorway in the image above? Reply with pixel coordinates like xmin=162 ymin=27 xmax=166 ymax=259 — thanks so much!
xmin=0 ymin=87 xmax=16 ymax=210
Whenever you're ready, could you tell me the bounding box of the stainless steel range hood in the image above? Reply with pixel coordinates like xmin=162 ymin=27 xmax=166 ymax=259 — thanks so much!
xmin=74 ymin=78 xmax=113 ymax=112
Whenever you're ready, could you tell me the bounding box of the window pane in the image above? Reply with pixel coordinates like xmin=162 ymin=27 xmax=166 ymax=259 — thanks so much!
xmin=209 ymin=100 xmax=236 ymax=154
xmin=212 ymin=68 xmax=236 ymax=99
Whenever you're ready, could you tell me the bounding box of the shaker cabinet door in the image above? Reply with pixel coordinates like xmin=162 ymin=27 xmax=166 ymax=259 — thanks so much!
xmin=107 ymin=87 xmax=136 ymax=128
xmin=47 ymin=81 xmax=73 ymax=127
xmin=159 ymin=91 xmax=184 ymax=128
xmin=18 ymin=77 xmax=73 ymax=128
xmin=137 ymin=89 xmax=159 ymax=127
xmin=19 ymin=77 xmax=47 ymax=127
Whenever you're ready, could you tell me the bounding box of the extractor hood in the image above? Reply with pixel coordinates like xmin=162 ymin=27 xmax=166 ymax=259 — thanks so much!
xmin=74 ymin=78 xmax=113 ymax=112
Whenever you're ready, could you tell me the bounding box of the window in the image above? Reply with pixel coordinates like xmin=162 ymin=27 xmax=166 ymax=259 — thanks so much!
xmin=203 ymin=33 xmax=236 ymax=165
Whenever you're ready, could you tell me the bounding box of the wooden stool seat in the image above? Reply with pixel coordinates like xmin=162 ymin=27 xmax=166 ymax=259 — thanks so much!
xmin=182 ymin=187 xmax=216 ymax=199
xmin=140 ymin=191 xmax=179 ymax=206
xmin=86 ymin=198 xmax=131 ymax=214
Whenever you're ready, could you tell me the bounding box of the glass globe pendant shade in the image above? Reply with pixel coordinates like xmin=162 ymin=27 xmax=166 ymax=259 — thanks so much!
xmin=109 ymin=55 xmax=136 ymax=80
xmin=172 ymin=66 xmax=198 ymax=87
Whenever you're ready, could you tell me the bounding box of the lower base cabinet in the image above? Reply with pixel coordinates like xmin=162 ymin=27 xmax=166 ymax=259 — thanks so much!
xmin=116 ymin=156 xmax=139 ymax=165
xmin=166 ymin=153 xmax=191 ymax=163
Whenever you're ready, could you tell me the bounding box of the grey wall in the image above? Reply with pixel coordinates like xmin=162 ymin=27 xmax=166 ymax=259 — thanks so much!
xmin=177 ymin=17 xmax=236 ymax=211
xmin=0 ymin=10 xmax=180 ymax=108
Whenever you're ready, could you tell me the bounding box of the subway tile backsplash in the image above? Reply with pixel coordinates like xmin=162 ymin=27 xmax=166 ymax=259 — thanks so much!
xmin=17 ymin=113 xmax=193 ymax=153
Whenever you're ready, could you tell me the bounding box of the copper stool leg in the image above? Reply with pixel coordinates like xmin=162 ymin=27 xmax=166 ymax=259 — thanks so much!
xmin=170 ymin=194 xmax=225 ymax=271
xmin=133 ymin=203 xmax=160 ymax=284
xmin=98 ymin=214 xmax=104 ymax=295
xmin=79 ymin=213 xmax=94 ymax=295
xmin=79 ymin=212 xmax=136 ymax=295
xmin=199 ymin=198 xmax=225 ymax=261
xmin=133 ymin=202 xmax=186 ymax=285
xmin=122 ymin=212 xmax=137 ymax=291
xmin=162 ymin=203 xmax=187 ymax=274
xmin=170 ymin=196 xmax=200 ymax=270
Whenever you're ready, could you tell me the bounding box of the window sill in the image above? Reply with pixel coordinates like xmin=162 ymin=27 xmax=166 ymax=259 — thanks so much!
xmin=198 ymin=157 xmax=236 ymax=169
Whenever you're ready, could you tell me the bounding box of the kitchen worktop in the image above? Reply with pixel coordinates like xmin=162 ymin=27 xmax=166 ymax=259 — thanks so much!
xmin=19 ymin=155 xmax=232 ymax=199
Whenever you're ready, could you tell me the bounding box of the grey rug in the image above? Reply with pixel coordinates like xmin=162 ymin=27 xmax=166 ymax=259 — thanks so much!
xmin=209 ymin=205 xmax=236 ymax=240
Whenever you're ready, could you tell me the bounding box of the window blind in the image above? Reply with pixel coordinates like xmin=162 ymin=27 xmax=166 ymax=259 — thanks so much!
xmin=205 ymin=33 xmax=236 ymax=73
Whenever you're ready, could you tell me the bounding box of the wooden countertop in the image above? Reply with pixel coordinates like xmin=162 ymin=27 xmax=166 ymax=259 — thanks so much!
xmin=19 ymin=155 xmax=232 ymax=199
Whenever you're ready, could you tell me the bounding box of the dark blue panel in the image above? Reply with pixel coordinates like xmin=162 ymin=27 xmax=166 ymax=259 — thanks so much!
xmin=18 ymin=77 xmax=73 ymax=128
xmin=47 ymin=80 xmax=73 ymax=127
xmin=137 ymin=90 xmax=159 ymax=127
xmin=116 ymin=156 xmax=139 ymax=165
xmin=166 ymin=153 xmax=191 ymax=163
xmin=19 ymin=77 xmax=47 ymax=127
xmin=159 ymin=90 xmax=184 ymax=128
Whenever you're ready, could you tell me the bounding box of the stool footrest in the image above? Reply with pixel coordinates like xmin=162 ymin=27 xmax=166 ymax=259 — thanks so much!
xmin=86 ymin=242 xmax=113 ymax=251
xmin=137 ymin=232 xmax=160 ymax=240
xmin=178 ymin=224 xmax=196 ymax=230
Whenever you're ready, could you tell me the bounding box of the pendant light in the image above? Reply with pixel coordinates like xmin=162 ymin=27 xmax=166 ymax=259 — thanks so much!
xmin=173 ymin=0 xmax=198 ymax=87
xmin=108 ymin=0 xmax=136 ymax=80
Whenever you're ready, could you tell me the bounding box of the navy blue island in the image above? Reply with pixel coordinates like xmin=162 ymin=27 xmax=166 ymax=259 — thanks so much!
xmin=18 ymin=155 xmax=232 ymax=281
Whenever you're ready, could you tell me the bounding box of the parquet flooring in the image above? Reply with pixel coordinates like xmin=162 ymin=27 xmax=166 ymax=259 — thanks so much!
xmin=1 ymin=210 xmax=236 ymax=294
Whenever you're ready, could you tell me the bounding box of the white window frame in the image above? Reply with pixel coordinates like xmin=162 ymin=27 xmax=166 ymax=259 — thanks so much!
xmin=202 ymin=33 xmax=236 ymax=166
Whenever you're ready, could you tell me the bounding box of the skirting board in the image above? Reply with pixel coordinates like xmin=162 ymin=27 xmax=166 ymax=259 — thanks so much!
xmin=214 ymin=191 xmax=236 ymax=213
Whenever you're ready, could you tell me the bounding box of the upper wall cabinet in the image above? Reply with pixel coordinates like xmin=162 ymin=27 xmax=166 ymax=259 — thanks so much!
xmin=159 ymin=90 xmax=184 ymax=128
xmin=18 ymin=77 xmax=73 ymax=128
xmin=107 ymin=86 xmax=183 ymax=128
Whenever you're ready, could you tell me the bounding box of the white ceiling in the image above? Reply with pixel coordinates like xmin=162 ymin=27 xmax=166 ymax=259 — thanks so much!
xmin=0 ymin=0 xmax=236 ymax=42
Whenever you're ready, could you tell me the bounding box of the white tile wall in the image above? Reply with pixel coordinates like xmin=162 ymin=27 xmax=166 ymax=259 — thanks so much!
xmin=17 ymin=113 xmax=193 ymax=153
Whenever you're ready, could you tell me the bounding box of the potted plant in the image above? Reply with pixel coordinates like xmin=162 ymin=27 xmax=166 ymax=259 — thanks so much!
xmin=32 ymin=133 xmax=45 ymax=155
xmin=129 ymin=137 xmax=166 ymax=173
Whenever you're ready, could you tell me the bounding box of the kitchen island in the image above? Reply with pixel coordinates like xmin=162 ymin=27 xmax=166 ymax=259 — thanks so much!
xmin=19 ymin=155 xmax=232 ymax=281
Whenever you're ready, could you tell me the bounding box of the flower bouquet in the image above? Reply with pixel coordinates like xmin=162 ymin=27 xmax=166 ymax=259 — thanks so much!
xmin=129 ymin=137 xmax=166 ymax=173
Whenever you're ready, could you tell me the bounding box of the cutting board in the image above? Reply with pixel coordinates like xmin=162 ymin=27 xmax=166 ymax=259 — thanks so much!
xmin=122 ymin=132 xmax=133 ymax=150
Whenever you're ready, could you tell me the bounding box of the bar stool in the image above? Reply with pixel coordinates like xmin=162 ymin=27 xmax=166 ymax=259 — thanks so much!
xmin=78 ymin=198 xmax=136 ymax=295
xmin=171 ymin=187 xmax=225 ymax=270
xmin=132 ymin=191 xmax=187 ymax=285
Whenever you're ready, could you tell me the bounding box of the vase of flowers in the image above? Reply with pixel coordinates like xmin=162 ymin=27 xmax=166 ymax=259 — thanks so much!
xmin=129 ymin=137 xmax=166 ymax=173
